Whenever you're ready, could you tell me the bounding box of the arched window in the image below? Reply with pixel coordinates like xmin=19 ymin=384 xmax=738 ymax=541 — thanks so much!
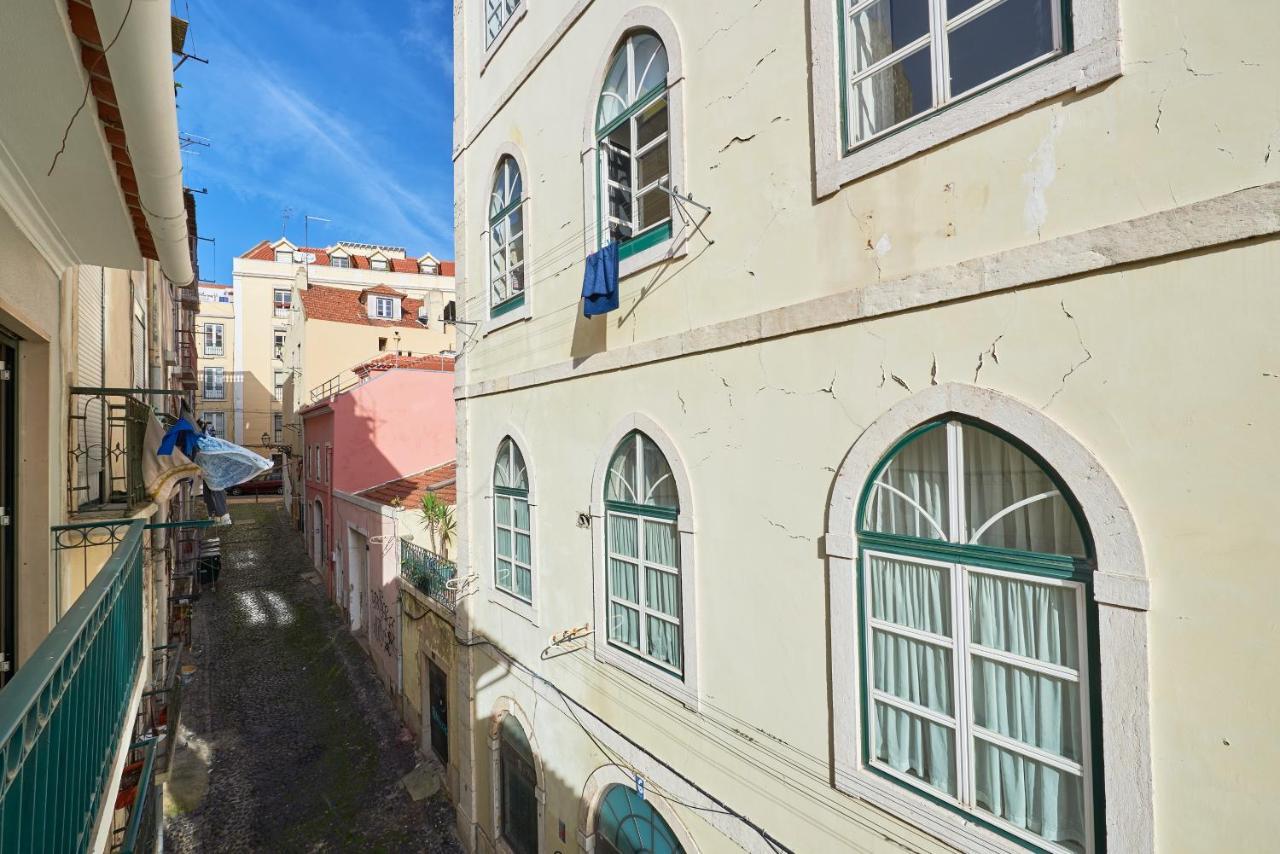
xmin=596 ymin=30 xmax=672 ymax=258
xmin=857 ymin=418 xmax=1095 ymax=853
xmin=499 ymin=715 xmax=538 ymax=854
xmin=595 ymin=784 xmax=686 ymax=854
xmin=493 ymin=437 xmax=532 ymax=602
xmin=603 ymin=431 xmax=682 ymax=674
xmin=489 ymin=155 xmax=525 ymax=316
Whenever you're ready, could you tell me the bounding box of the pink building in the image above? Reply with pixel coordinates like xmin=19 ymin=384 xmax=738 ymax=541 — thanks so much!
xmin=300 ymin=354 xmax=455 ymax=640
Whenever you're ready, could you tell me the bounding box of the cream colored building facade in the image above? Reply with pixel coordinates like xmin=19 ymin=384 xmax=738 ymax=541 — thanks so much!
xmin=232 ymin=238 xmax=456 ymax=455
xmin=196 ymin=282 xmax=235 ymax=439
xmin=451 ymin=2 xmax=1279 ymax=854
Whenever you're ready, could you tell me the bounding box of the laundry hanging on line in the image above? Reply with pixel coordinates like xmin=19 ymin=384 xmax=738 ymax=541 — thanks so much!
xmin=581 ymin=240 xmax=620 ymax=318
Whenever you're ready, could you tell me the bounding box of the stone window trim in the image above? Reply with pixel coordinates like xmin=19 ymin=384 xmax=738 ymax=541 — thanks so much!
xmin=824 ymin=383 xmax=1152 ymax=854
xmin=589 ymin=413 xmax=699 ymax=710
xmin=482 ymin=0 xmax=529 ymax=74
xmin=487 ymin=697 xmax=546 ymax=854
xmin=809 ymin=0 xmax=1122 ymax=197
xmin=576 ymin=765 xmax=701 ymax=854
xmin=580 ymin=6 xmax=689 ymax=282
xmin=483 ymin=143 xmax=533 ymax=336
xmin=487 ymin=427 xmax=539 ymax=626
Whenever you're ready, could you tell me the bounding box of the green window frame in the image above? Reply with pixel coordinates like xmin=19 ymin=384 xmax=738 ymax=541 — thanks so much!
xmin=855 ymin=418 xmax=1101 ymax=854
xmin=594 ymin=30 xmax=674 ymax=260
xmin=493 ymin=437 xmax=532 ymax=602
xmin=499 ymin=715 xmax=538 ymax=854
xmin=489 ymin=156 xmax=526 ymax=318
xmin=838 ymin=0 xmax=1072 ymax=154
xmin=594 ymin=784 xmax=687 ymax=854
xmin=603 ymin=431 xmax=683 ymax=676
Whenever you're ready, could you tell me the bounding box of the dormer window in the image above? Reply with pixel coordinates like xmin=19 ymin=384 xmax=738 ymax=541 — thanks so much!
xmin=420 ymin=262 xmax=438 ymax=275
xmin=371 ymin=258 xmax=389 ymax=271
xmin=274 ymin=249 xmax=294 ymax=263
xmin=372 ymin=296 xmax=398 ymax=319
xmin=332 ymin=256 xmax=351 ymax=269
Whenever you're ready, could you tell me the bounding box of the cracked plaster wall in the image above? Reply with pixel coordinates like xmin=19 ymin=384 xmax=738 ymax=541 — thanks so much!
xmin=455 ymin=0 xmax=1280 ymax=387
xmin=453 ymin=236 xmax=1280 ymax=852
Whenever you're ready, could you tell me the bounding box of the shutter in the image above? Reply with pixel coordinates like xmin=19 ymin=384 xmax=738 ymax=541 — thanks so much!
xmin=133 ymin=312 xmax=146 ymax=389
xmin=75 ymin=267 xmax=104 ymax=505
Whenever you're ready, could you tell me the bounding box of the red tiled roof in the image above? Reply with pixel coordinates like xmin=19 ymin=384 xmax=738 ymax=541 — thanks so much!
xmin=239 ymin=241 xmax=455 ymax=275
xmin=299 ymin=284 xmax=425 ymax=329
xmin=357 ymin=461 xmax=457 ymax=507
xmin=359 ymin=284 xmax=408 ymax=301
xmin=353 ymin=353 xmax=455 ymax=377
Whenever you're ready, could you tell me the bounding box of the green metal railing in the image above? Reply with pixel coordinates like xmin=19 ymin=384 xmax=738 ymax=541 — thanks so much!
xmin=116 ymin=738 xmax=157 ymax=854
xmin=400 ymin=539 xmax=457 ymax=611
xmin=0 ymin=519 xmax=145 ymax=852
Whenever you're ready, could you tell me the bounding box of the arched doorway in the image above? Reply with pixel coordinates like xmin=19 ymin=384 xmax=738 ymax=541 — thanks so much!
xmin=594 ymin=784 xmax=686 ymax=854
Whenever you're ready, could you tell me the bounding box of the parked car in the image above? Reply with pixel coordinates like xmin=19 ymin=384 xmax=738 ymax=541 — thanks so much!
xmin=227 ymin=469 xmax=283 ymax=496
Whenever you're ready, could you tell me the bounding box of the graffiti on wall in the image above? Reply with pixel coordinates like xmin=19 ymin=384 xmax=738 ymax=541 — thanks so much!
xmin=370 ymin=587 xmax=398 ymax=660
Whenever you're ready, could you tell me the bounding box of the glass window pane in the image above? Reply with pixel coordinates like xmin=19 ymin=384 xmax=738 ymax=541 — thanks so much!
xmin=640 ymin=436 xmax=678 ymax=508
xmin=514 ymin=532 xmax=531 ymax=564
xmin=507 ymin=206 xmax=523 ymax=238
xmin=968 ymin=572 xmax=1079 ymax=670
xmin=972 ymin=656 xmax=1082 ymax=761
xmin=496 ymin=558 xmax=513 ymax=590
xmin=495 ymin=527 xmax=512 ymax=559
xmin=509 ymin=265 xmax=525 ymax=295
xmin=849 ymin=0 xmax=932 ymax=74
xmin=948 ymin=0 xmax=1057 ymax=98
xmin=608 ymin=557 xmax=639 ymax=603
xmin=872 ymin=702 xmax=957 ymax=796
xmin=868 ymin=554 xmax=952 ymax=637
xmin=946 ymin=0 xmax=985 ymax=18
xmin=637 ymin=137 xmax=670 ymax=190
xmin=515 ymin=566 xmax=532 ymax=600
xmin=632 ymin=32 xmax=669 ymax=97
xmin=962 ymin=425 xmax=1085 ymax=555
xmin=636 ymin=99 xmax=668 ymax=149
xmin=644 ymin=567 xmax=680 ymax=619
xmin=643 ymin=519 xmax=678 ymax=569
xmin=850 ymin=44 xmax=933 ymax=142
xmin=637 ymin=187 xmax=670 ymax=231
xmin=598 ymin=46 xmax=630 ymax=129
xmin=646 ymin=616 xmax=681 ymax=670
xmin=605 ymin=438 xmax=639 ymax=503
xmin=872 ymin=630 xmax=954 ymax=715
xmin=495 ymin=495 xmax=511 ymax=526
xmin=512 ymin=498 xmax=530 ymax=531
xmin=609 ymin=602 xmax=640 ymax=648
xmin=608 ymin=514 xmax=639 ymax=558
xmin=508 ymin=235 xmax=524 ymax=269
xmin=863 ymin=425 xmax=948 ymax=539
xmin=596 ymin=785 xmax=688 ymax=854
xmin=973 ymin=739 xmax=1087 ymax=852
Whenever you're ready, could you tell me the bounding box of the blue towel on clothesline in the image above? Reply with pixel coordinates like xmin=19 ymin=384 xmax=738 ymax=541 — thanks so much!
xmin=158 ymin=417 xmax=201 ymax=459
xmin=581 ymin=241 xmax=619 ymax=318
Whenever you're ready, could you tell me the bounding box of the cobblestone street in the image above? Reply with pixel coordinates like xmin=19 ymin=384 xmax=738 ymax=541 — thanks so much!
xmin=164 ymin=502 xmax=463 ymax=853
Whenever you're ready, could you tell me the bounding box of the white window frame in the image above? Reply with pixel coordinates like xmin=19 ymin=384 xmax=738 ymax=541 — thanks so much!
xmin=825 ymin=385 xmax=1153 ymax=854
xmin=273 ymin=370 xmax=285 ymax=401
xmin=202 ymin=367 xmax=225 ymax=400
xmin=274 ymin=249 xmax=294 ymax=263
xmin=488 ymin=433 xmax=538 ymax=623
xmin=810 ymin=0 xmax=1120 ymax=195
xmin=273 ymin=329 xmax=286 ymax=361
xmin=482 ymin=0 xmax=527 ymax=69
xmin=331 ymin=255 xmax=351 ymax=269
xmin=483 ymin=147 xmax=533 ymax=335
xmin=604 ymin=504 xmax=682 ymax=677
xmin=589 ymin=414 xmax=698 ymax=709
xmin=373 ymin=296 xmax=397 ymax=319
xmin=370 ymin=257 xmax=389 ymax=272
xmin=273 ymin=289 xmax=291 ymax=318
xmin=202 ymin=411 xmax=226 ymax=437
xmin=583 ymin=11 xmax=689 ymax=281
xmin=273 ymin=413 xmax=283 ymax=444
xmin=203 ymin=322 xmax=224 ymax=356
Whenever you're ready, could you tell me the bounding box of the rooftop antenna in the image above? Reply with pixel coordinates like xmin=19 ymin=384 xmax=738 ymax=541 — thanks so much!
xmin=304 ymin=215 xmax=330 ymax=292
xmin=281 ymin=207 xmax=294 ymax=239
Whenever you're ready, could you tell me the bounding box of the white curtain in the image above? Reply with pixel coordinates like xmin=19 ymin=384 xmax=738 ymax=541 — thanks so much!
xmin=868 ymin=556 xmax=955 ymax=794
xmin=643 ymin=520 xmax=681 ymax=669
xmin=608 ymin=514 xmax=640 ymax=648
xmin=865 ymin=426 xmax=949 ymax=540
xmin=969 ymin=572 xmax=1086 ymax=849
xmin=513 ymin=498 xmax=532 ymax=598
xmin=963 ymin=429 xmax=1084 ymax=556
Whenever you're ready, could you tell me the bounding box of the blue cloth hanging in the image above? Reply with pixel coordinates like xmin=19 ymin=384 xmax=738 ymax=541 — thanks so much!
xmin=158 ymin=417 xmax=201 ymax=459
xmin=581 ymin=241 xmax=620 ymax=317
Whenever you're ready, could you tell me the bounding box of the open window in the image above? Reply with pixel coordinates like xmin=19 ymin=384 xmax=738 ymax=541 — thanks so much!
xmin=488 ymin=156 xmax=526 ymax=318
xmin=595 ymin=30 xmax=672 ymax=261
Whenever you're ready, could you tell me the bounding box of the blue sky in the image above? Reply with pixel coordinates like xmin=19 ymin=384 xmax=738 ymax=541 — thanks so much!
xmin=176 ymin=0 xmax=454 ymax=283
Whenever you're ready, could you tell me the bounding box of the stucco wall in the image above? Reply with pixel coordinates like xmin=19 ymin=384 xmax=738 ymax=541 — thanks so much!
xmin=456 ymin=240 xmax=1280 ymax=852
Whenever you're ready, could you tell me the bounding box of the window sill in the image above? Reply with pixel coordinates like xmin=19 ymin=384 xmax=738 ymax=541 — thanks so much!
xmin=480 ymin=3 xmax=528 ymax=77
xmin=618 ymin=232 xmax=688 ymax=280
xmin=483 ymin=299 xmax=531 ymax=336
xmin=593 ymin=638 xmax=697 ymax=710
xmin=815 ymin=38 xmax=1121 ymax=197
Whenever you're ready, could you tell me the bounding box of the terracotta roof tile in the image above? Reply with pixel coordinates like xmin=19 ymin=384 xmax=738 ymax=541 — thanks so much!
xmin=439 ymin=261 xmax=455 ymax=276
xmin=357 ymin=461 xmax=457 ymax=508
xmin=359 ymin=284 xmax=408 ymax=301
xmin=299 ymin=284 xmax=425 ymax=329
xmin=390 ymin=258 xmax=419 ymax=273
xmin=353 ymin=353 xmax=455 ymax=377
xmin=238 ymin=241 xmax=455 ymax=275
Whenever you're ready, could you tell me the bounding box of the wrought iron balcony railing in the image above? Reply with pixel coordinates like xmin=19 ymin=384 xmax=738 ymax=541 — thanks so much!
xmin=0 ymin=520 xmax=146 ymax=852
xmin=68 ymin=388 xmax=152 ymax=513
xmin=400 ymin=539 xmax=456 ymax=611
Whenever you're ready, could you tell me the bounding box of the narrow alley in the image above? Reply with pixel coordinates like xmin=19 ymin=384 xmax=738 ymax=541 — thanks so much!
xmin=164 ymin=502 xmax=463 ymax=853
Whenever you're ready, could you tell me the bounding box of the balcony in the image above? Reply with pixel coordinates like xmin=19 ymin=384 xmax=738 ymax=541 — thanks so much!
xmin=202 ymin=344 xmax=224 ymax=358
xmin=400 ymin=539 xmax=456 ymax=612
xmin=176 ymin=330 xmax=198 ymax=390
xmin=0 ymin=520 xmax=146 ymax=852
xmin=68 ymin=389 xmax=151 ymax=514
